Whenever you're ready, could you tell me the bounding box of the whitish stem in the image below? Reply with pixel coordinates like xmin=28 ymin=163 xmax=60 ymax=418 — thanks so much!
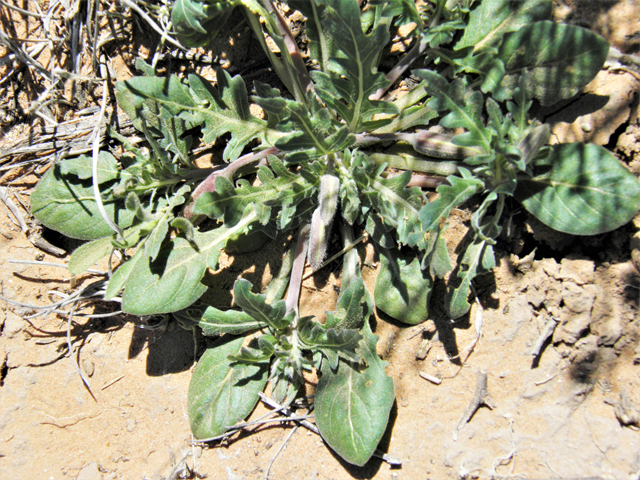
xmin=91 ymin=63 xmax=124 ymax=239
xmin=285 ymin=224 xmax=310 ymax=316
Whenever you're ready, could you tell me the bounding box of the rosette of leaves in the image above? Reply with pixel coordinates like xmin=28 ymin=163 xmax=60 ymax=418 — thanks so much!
xmin=30 ymin=0 xmax=640 ymax=467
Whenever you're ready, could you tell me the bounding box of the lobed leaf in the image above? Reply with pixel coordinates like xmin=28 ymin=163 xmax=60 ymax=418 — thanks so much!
xmin=310 ymin=0 xmax=398 ymax=132
xmin=353 ymin=153 xmax=424 ymax=245
xmin=116 ymin=70 xmax=277 ymax=162
xmin=415 ymin=70 xmax=492 ymax=151
xmin=298 ymin=317 xmax=362 ymax=371
xmin=232 ymin=278 xmax=293 ymax=331
xmin=419 ymin=169 xmax=483 ymax=232
xmin=171 ymin=0 xmax=238 ymax=48
xmin=445 ymin=236 xmax=495 ymax=319
xmin=121 ymin=213 xmax=258 ymax=314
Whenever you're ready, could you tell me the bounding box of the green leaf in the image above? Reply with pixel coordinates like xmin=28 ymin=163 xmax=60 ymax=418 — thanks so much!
xmin=68 ymin=236 xmax=114 ymax=275
xmin=445 ymin=236 xmax=495 ymax=319
xmin=188 ymin=335 xmax=268 ymax=439
xmin=415 ymin=70 xmax=492 ymax=151
xmin=422 ymin=225 xmax=452 ymax=279
xmin=419 ymin=170 xmax=482 ymax=232
xmin=325 ymin=276 xmax=370 ymax=331
xmin=175 ymin=304 xmax=267 ymax=336
xmin=516 ymin=143 xmax=640 ymax=235
xmin=31 ymin=164 xmax=136 ymax=241
xmin=232 ymin=278 xmax=293 ymax=331
xmin=369 ymin=0 xmax=422 ymax=29
xmin=298 ymin=317 xmax=362 ymax=371
xmin=60 ymin=152 xmax=120 ymax=184
xmin=354 ymin=153 xmax=424 ymax=245
xmin=314 ymin=321 xmax=394 ymax=466
xmin=104 ymin=247 xmax=144 ymax=300
xmin=116 ymin=70 xmax=276 ymax=162
xmin=194 ymin=158 xmax=319 ymax=229
xmin=121 ymin=213 xmax=257 ymax=314
xmin=495 ymin=21 xmax=610 ymax=105
xmin=375 ymin=247 xmax=432 ymax=325
xmin=256 ymin=95 xmax=353 ymax=159
xmin=456 ymin=0 xmax=552 ymax=52
xmin=171 ymin=0 xmax=238 ymax=48
xmin=310 ymin=0 xmax=398 ymax=132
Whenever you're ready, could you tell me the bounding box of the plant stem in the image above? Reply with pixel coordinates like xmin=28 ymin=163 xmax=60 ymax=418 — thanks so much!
xmin=369 ymin=152 xmax=461 ymax=176
xmin=182 ymin=146 xmax=278 ymax=221
xmin=285 ymin=224 xmax=310 ymax=316
xmin=371 ymin=35 xmax=430 ymax=101
xmin=355 ymin=131 xmax=482 ymax=159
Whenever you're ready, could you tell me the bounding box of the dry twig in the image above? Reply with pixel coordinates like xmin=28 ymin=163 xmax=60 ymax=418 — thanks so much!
xmin=453 ymin=370 xmax=496 ymax=441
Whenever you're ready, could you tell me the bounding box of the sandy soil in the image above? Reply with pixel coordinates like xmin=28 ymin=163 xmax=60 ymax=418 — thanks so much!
xmin=2 ymin=1 xmax=640 ymax=479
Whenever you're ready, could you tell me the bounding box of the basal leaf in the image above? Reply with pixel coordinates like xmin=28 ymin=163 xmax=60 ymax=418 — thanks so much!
xmin=60 ymin=151 xmax=119 ymax=184
xmin=194 ymin=176 xmax=273 ymax=226
xmin=288 ymin=1 xmax=332 ymax=72
xmin=173 ymin=302 xmax=263 ymax=334
xmin=422 ymin=225 xmax=452 ymax=279
xmin=256 ymin=95 xmax=353 ymax=159
xmin=188 ymin=335 xmax=268 ymax=439
xmin=298 ymin=317 xmax=362 ymax=371
xmin=116 ymin=70 xmax=277 ymax=162
xmin=495 ymin=21 xmax=609 ymax=105
xmin=192 ymin=306 xmax=266 ymax=336
xmin=31 ymin=164 xmax=136 ymax=241
xmin=171 ymin=0 xmax=238 ymax=48
xmin=194 ymin=163 xmax=319 ymax=229
xmin=104 ymin=247 xmax=144 ymax=300
xmin=232 ymin=278 xmax=293 ymax=331
xmin=374 ymin=247 xmax=432 ymax=325
xmin=456 ymin=0 xmax=552 ymax=52
xmin=516 ymin=143 xmax=640 ymax=235
xmin=315 ymin=320 xmax=394 ymax=466
xmin=325 ymin=276 xmax=370 ymax=331
xmin=68 ymin=236 xmax=114 ymax=276
xmin=369 ymin=0 xmax=422 ymax=29
xmin=415 ymin=70 xmax=492 ymax=151
xmin=311 ymin=0 xmax=398 ymax=132
xmin=354 ymin=153 xmax=424 ymax=245
xmin=122 ymin=213 xmax=257 ymax=315
xmin=445 ymin=236 xmax=495 ymax=319
xmin=419 ymin=170 xmax=482 ymax=232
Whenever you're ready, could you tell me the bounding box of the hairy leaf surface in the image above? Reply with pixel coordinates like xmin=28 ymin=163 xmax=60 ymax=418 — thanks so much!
xmin=456 ymin=0 xmax=552 ymax=52
xmin=375 ymin=247 xmax=431 ymax=325
xmin=188 ymin=335 xmax=268 ymax=439
xmin=445 ymin=236 xmax=495 ymax=319
xmin=232 ymin=278 xmax=293 ymax=331
xmin=416 ymin=70 xmax=492 ymax=151
xmin=31 ymin=164 xmax=136 ymax=241
xmin=314 ymin=321 xmax=394 ymax=466
xmin=116 ymin=70 xmax=277 ymax=162
xmin=495 ymin=21 xmax=609 ymax=105
xmin=310 ymin=0 xmax=398 ymax=132
xmin=516 ymin=143 xmax=640 ymax=235
xmin=122 ymin=214 xmax=257 ymax=314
